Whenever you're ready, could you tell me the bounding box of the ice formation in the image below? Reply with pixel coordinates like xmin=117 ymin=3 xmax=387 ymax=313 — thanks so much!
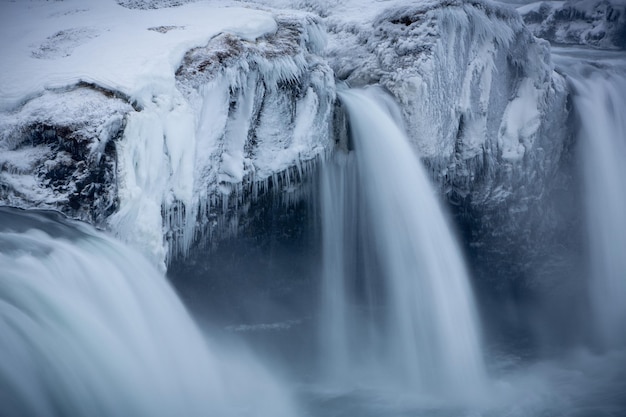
xmin=0 ymin=0 xmax=333 ymax=266
xmin=0 ymin=88 xmax=130 ymax=224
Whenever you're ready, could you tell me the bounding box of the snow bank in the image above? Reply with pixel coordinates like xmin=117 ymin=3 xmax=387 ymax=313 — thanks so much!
xmin=0 ymin=0 xmax=277 ymax=111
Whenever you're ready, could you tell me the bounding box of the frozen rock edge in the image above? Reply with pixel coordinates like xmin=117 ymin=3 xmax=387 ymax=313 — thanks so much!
xmin=0 ymin=13 xmax=334 ymax=267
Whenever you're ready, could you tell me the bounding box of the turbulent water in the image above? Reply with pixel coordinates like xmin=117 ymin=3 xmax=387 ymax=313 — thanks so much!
xmin=0 ymin=207 xmax=295 ymax=417
xmin=319 ymin=87 xmax=487 ymax=399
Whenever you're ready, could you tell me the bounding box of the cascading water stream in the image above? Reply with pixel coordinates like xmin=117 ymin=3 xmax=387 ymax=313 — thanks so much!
xmin=555 ymin=50 xmax=626 ymax=349
xmin=0 ymin=207 xmax=296 ymax=417
xmin=319 ymin=87 xmax=487 ymax=399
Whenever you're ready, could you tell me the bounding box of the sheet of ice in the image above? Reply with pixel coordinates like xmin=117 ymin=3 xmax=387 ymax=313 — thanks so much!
xmin=0 ymin=0 xmax=277 ymax=110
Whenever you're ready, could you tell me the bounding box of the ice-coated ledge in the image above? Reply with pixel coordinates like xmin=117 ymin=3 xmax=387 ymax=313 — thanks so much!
xmin=323 ymin=0 xmax=569 ymax=209
xmin=0 ymin=0 xmax=334 ymax=267
xmin=240 ymin=0 xmax=570 ymax=210
xmin=519 ymin=0 xmax=626 ymax=50
xmin=143 ymin=12 xmax=334 ymax=264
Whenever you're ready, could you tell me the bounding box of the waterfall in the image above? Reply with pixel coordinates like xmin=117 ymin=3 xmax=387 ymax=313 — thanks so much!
xmin=319 ymin=87 xmax=487 ymax=399
xmin=0 ymin=207 xmax=295 ymax=417
xmin=565 ymin=54 xmax=626 ymax=349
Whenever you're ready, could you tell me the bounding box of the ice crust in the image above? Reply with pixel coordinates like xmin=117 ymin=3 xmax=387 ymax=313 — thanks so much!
xmin=0 ymin=0 xmax=278 ymax=111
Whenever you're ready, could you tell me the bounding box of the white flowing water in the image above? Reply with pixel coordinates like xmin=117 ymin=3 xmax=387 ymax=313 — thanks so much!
xmin=0 ymin=208 xmax=296 ymax=417
xmin=555 ymin=49 xmax=626 ymax=349
xmin=319 ymin=87 xmax=487 ymax=400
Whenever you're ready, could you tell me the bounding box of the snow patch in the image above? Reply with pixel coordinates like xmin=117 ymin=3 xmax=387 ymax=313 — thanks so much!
xmin=31 ymin=27 xmax=103 ymax=60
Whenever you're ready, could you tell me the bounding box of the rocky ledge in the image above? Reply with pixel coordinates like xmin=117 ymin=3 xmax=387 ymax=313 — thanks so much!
xmin=519 ymin=0 xmax=626 ymax=49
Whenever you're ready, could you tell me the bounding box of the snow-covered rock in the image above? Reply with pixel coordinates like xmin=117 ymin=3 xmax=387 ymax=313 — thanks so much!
xmin=0 ymin=0 xmax=334 ymax=267
xmin=242 ymin=0 xmax=570 ymax=214
xmin=158 ymin=12 xmax=334 ymax=262
xmin=519 ymin=0 xmax=626 ymax=49
xmin=326 ymin=0 xmax=568 ymax=205
xmin=0 ymin=87 xmax=131 ymax=225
